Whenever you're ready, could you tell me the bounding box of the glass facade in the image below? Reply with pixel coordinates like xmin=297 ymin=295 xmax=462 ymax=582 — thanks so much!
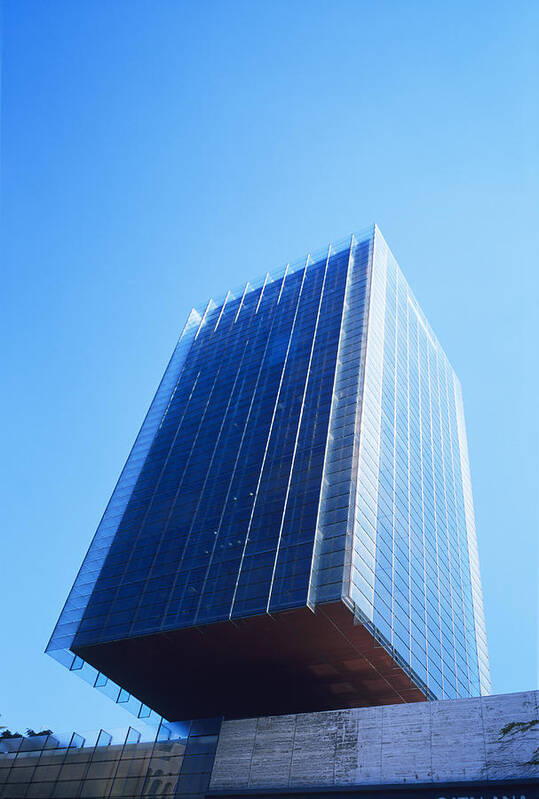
xmin=47 ymin=225 xmax=490 ymax=717
xmin=0 ymin=718 xmax=220 ymax=799
xmin=344 ymin=232 xmax=490 ymax=698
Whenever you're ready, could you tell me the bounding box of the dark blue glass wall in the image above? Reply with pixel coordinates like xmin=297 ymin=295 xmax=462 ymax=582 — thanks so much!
xmin=73 ymin=247 xmax=351 ymax=648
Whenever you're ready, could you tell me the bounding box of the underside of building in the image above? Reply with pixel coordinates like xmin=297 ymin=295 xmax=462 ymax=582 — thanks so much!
xmin=75 ymin=601 xmax=428 ymax=720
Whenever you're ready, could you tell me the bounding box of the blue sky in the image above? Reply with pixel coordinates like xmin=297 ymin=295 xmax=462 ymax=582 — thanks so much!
xmin=2 ymin=0 xmax=538 ymax=735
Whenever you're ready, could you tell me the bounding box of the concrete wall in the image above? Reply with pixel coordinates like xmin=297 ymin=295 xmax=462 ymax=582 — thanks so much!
xmin=210 ymin=690 xmax=538 ymax=789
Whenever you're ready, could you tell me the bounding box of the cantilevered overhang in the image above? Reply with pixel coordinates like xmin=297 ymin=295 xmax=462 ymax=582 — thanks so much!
xmin=74 ymin=601 xmax=428 ymax=720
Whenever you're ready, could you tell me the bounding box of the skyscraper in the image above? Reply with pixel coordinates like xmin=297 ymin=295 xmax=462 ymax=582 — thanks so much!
xmin=47 ymin=225 xmax=490 ymax=722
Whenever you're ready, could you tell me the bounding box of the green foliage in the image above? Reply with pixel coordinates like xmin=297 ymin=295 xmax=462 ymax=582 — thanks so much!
xmin=499 ymin=718 xmax=539 ymax=767
xmin=499 ymin=718 xmax=538 ymax=737
xmin=0 ymin=715 xmax=53 ymax=740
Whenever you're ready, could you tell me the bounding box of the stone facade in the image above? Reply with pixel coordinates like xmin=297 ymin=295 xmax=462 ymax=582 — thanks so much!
xmin=210 ymin=690 xmax=539 ymax=790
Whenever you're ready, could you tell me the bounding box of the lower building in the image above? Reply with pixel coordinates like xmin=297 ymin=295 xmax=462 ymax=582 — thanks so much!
xmin=1 ymin=690 xmax=537 ymax=799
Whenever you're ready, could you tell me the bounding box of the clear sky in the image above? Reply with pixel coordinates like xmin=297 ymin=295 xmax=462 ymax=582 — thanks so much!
xmin=2 ymin=0 xmax=538 ymax=736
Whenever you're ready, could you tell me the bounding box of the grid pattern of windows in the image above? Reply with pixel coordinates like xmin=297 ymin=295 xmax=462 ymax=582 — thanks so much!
xmin=308 ymin=237 xmax=372 ymax=605
xmin=70 ymin=242 xmax=354 ymax=647
xmin=348 ymin=229 xmax=490 ymax=698
xmin=47 ymin=224 xmax=490 ymax=715
xmin=0 ymin=719 xmax=220 ymax=799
